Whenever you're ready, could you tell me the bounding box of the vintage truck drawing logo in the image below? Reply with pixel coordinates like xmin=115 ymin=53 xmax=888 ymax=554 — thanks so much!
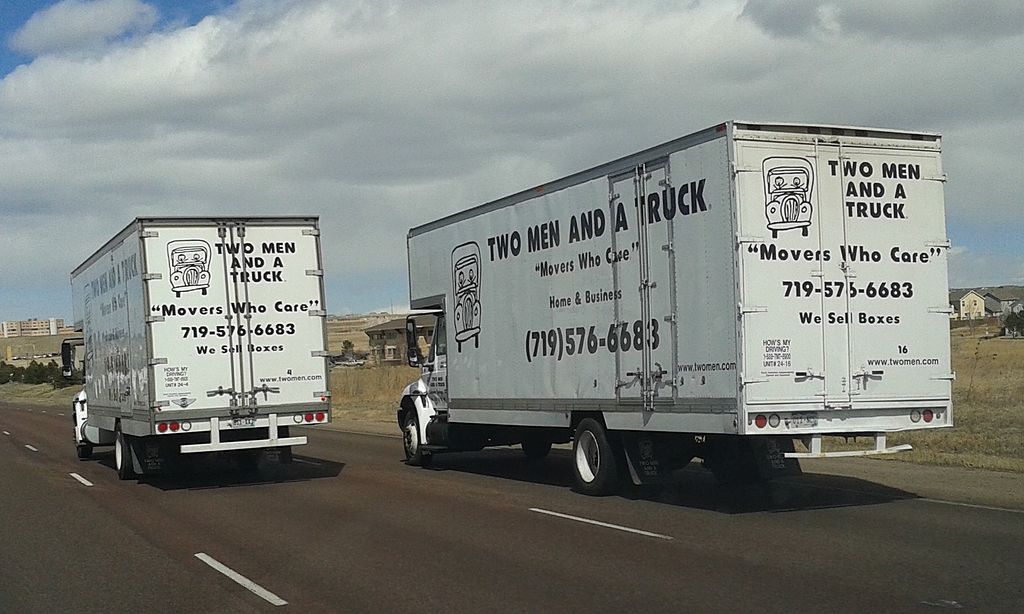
xmin=451 ymin=242 xmax=482 ymax=351
xmin=763 ymin=157 xmax=814 ymax=238
xmin=167 ymin=239 xmax=212 ymax=297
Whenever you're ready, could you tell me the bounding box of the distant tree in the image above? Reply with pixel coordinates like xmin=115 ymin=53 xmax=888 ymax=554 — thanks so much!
xmin=342 ymin=340 xmax=355 ymax=357
xmin=1005 ymin=312 xmax=1024 ymax=337
xmin=0 ymin=361 xmax=19 ymax=384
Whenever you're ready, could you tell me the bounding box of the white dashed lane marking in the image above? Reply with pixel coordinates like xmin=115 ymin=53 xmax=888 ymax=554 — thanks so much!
xmin=70 ymin=473 xmax=94 ymax=487
xmin=24 ymin=444 xmax=39 ymax=452
xmin=529 ymin=508 xmax=673 ymax=540
xmin=195 ymin=553 xmax=288 ymax=606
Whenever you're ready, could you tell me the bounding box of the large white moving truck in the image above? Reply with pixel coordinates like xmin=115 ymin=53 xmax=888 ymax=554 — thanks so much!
xmin=66 ymin=217 xmax=331 ymax=479
xmin=399 ymin=121 xmax=953 ymax=495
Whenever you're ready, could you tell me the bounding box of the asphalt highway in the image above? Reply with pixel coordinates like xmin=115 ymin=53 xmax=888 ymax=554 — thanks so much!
xmin=1 ymin=401 xmax=1022 ymax=613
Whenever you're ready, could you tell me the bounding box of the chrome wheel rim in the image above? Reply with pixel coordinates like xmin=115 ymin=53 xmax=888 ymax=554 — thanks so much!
xmin=115 ymin=433 xmax=123 ymax=470
xmin=404 ymin=418 xmax=418 ymax=458
xmin=575 ymin=430 xmax=599 ymax=483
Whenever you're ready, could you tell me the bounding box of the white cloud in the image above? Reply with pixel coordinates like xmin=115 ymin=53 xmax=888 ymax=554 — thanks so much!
xmin=9 ymin=0 xmax=158 ymax=56
xmin=0 ymin=0 xmax=1022 ymax=318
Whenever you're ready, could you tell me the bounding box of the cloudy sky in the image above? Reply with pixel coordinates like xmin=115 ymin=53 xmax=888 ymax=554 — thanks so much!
xmin=1 ymin=0 xmax=1022 ymax=320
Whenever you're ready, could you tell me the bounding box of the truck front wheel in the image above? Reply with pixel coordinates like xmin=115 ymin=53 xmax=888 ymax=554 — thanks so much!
xmin=402 ymin=412 xmax=431 ymax=467
xmin=114 ymin=427 xmax=136 ymax=480
xmin=572 ymin=418 xmax=622 ymax=496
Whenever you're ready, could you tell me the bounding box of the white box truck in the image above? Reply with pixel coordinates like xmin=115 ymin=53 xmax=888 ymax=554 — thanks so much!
xmin=399 ymin=121 xmax=953 ymax=495
xmin=65 ymin=217 xmax=331 ymax=479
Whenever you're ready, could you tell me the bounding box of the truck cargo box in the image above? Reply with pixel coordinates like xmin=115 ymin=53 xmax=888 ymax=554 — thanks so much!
xmin=70 ymin=217 xmax=330 ymax=474
xmin=406 ymin=122 xmax=952 ymax=448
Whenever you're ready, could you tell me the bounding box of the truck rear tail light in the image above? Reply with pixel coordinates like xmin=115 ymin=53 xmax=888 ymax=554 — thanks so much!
xmin=170 ymin=421 xmax=180 ymax=432
xmin=157 ymin=422 xmax=168 ymax=433
xmin=754 ymin=414 xmax=767 ymax=429
xmin=910 ymin=410 xmax=922 ymax=423
xmin=922 ymin=409 xmax=934 ymax=423
xmin=768 ymin=414 xmax=780 ymax=428
xmin=304 ymin=413 xmax=314 ymax=423
xmin=315 ymin=412 xmax=325 ymax=422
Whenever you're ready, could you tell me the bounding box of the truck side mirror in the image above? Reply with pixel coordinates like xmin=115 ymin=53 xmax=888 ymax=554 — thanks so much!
xmin=61 ymin=340 xmax=74 ymax=378
xmin=405 ymin=318 xmax=422 ymax=367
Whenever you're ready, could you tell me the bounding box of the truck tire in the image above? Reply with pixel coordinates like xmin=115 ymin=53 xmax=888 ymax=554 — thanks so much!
xmin=114 ymin=427 xmax=136 ymax=480
xmin=76 ymin=444 xmax=93 ymax=460
xmin=402 ymin=412 xmax=431 ymax=467
xmin=521 ymin=437 xmax=552 ymax=460
xmin=572 ymin=418 xmax=622 ymax=496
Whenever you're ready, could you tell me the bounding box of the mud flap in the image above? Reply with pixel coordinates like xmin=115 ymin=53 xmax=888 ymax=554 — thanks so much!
xmin=620 ymin=432 xmax=697 ymax=485
xmin=750 ymin=437 xmax=802 ymax=479
xmin=132 ymin=438 xmax=175 ymax=475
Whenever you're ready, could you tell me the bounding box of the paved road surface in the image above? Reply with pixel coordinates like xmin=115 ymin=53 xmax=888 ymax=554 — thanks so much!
xmin=2 ymin=401 xmax=1022 ymax=613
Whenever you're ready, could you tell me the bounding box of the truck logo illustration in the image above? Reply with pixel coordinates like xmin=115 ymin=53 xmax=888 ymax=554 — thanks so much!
xmin=763 ymin=157 xmax=814 ymax=238
xmin=167 ymin=239 xmax=212 ymax=297
xmin=451 ymin=242 xmax=482 ymax=351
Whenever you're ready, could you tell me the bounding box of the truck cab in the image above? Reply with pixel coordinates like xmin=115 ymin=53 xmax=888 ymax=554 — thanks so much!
xmin=398 ymin=312 xmax=557 ymax=466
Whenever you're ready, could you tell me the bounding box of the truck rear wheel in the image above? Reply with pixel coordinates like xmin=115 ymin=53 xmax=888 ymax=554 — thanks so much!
xmin=114 ymin=427 xmax=136 ymax=480
xmin=572 ymin=418 xmax=622 ymax=496
xmin=521 ymin=436 xmax=552 ymax=460
xmin=402 ymin=412 xmax=431 ymax=467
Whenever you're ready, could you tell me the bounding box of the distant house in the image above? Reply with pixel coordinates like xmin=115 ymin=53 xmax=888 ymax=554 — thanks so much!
xmin=981 ymin=287 xmax=1024 ymax=316
xmin=364 ymin=315 xmax=436 ymax=365
xmin=958 ymin=290 xmax=990 ymax=320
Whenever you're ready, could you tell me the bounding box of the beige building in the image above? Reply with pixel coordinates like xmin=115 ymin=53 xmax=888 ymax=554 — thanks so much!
xmin=1 ymin=318 xmax=67 ymax=338
xmin=365 ymin=315 xmax=435 ymax=365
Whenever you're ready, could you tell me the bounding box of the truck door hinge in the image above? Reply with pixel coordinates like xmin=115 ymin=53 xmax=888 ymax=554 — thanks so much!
xmin=141 ymin=231 xmax=159 ymax=238
xmin=795 ymin=370 xmax=825 ymax=380
xmin=142 ymin=273 xmax=162 ymax=281
xmin=149 ymin=357 xmax=168 ymax=366
xmin=305 ymin=269 xmax=324 ymax=276
xmin=925 ymin=240 xmax=951 ymax=249
xmin=302 ymin=228 xmax=320 ymax=236
xmin=739 ymin=303 xmax=768 ymax=315
xmin=929 ymin=306 xmax=955 ymax=314
xmin=311 ymin=350 xmax=330 ymax=358
xmin=308 ymin=310 xmax=326 ymax=317
xmin=931 ymin=373 xmax=956 ymax=381
xmin=736 ymin=235 xmax=766 ymax=247
xmin=146 ymin=315 xmax=165 ymax=324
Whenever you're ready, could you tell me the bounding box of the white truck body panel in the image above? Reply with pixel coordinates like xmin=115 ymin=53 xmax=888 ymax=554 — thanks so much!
xmin=71 ymin=217 xmax=330 ymax=442
xmin=408 ymin=122 xmax=951 ymax=437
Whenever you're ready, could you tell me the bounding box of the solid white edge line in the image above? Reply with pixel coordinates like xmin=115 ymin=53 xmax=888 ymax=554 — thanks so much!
xmin=783 ymin=479 xmax=1024 ymax=515
xmin=25 ymin=444 xmax=38 ymax=452
xmin=919 ymin=498 xmax=1024 ymax=515
xmin=70 ymin=473 xmax=94 ymax=487
xmin=529 ymin=508 xmax=673 ymax=540
xmin=2 ymin=431 xmax=9 ymax=436
xmin=194 ymin=553 xmax=288 ymax=606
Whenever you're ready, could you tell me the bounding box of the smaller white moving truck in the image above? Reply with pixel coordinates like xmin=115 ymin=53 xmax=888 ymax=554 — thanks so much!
xmin=398 ymin=121 xmax=953 ymax=495
xmin=65 ymin=217 xmax=331 ymax=478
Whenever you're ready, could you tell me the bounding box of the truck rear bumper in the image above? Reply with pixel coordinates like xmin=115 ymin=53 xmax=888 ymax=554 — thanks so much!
xmin=785 ymin=432 xmax=912 ymax=459
xmin=180 ymin=435 xmax=307 ymax=454
xmin=178 ymin=414 xmax=309 ymax=454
